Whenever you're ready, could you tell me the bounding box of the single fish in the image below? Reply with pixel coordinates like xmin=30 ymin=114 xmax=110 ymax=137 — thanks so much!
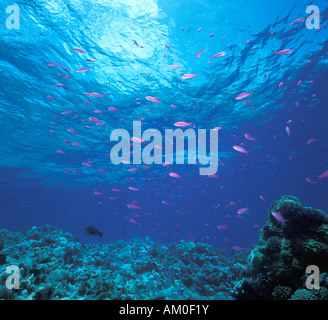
xmin=209 ymin=33 xmax=214 ymax=37
xmin=195 ymin=49 xmax=205 ymax=58
xmin=165 ymin=44 xmax=171 ymax=50
xmin=290 ymin=18 xmax=305 ymax=24
xmin=145 ymin=96 xmax=160 ymax=104
xmin=85 ymin=226 xmax=102 ymax=237
xmin=259 ymin=195 xmax=267 ymax=203
xmin=181 ymin=73 xmax=197 ymax=79
xmin=307 ymin=138 xmax=318 ymax=144
xmin=76 ymin=68 xmax=91 ymax=73
xmin=271 ymin=211 xmax=288 ymax=226
xmin=169 ymin=65 xmax=180 ymax=69
xmin=244 ymin=133 xmax=256 ymax=142
xmin=286 ymin=126 xmax=291 ymax=138
xmin=47 ymin=62 xmax=61 ymax=66
xmin=237 ymin=208 xmax=248 ymax=215
xmin=73 ymin=48 xmax=86 ymax=53
xmin=317 ymin=170 xmax=328 ymax=179
xmin=174 ymin=121 xmax=191 ymax=127
xmin=210 ymin=52 xmax=226 ymax=59
xmin=131 ymin=137 xmax=145 ymax=143
xmin=275 ymin=49 xmax=293 ymax=55
xmin=233 ymin=145 xmax=249 ymax=156
xmin=306 ymin=177 xmax=316 ymax=184
xmin=217 ymin=225 xmax=228 ymax=230
xmin=169 ymin=172 xmax=181 ymax=178
xmin=235 ymin=92 xmax=252 ymax=100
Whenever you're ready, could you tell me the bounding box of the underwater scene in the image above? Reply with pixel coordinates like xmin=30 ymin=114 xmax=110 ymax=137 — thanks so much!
xmin=0 ymin=0 xmax=328 ymax=302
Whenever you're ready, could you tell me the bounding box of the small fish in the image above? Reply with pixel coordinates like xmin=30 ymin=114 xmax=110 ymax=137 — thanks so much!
xmin=233 ymin=145 xmax=249 ymax=156
xmin=237 ymin=208 xmax=248 ymax=215
xmin=209 ymin=33 xmax=214 ymax=37
xmin=47 ymin=63 xmax=61 ymax=66
xmin=73 ymin=48 xmax=86 ymax=53
xmin=279 ymin=82 xmax=284 ymax=89
xmin=127 ymin=203 xmax=139 ymax=209
xmin=307 ymin=138 xmax=318 ymax=144
xmin=217 ymin=225 xmax=228 ymax=230
xmin=317 ymin=170 xmax=328 ymax=179
xmin=195 ymin=49 xmax=205 ymax=58
xmin=174 ymin=121 xmax=191 ymax=127
xmin=82 ymin=162 xmax=92 ymax=167
xmin=306 ymin=177 xmax=316 ymax=184
xmin=198 ymin=28 xmax=202 ymax=32
xmin=128 ymin=186 xmax=140 ymax=191
xmin=232 ymin=246 xmax=243 ymax=251
xmin=275 ymin=49 xmax=293 ymax=55
xmin=210 ymin=52 xmax=226 ymax=59
xmin=85 ymin=226 xmax=102 ymax=237
xmin=145 ymin=96 xmax=160 ymax=104
xmin=286 ymin=126 xmax=291 ymax=138
xmin=133 ymin=39 xmax=140 ymax=47
xmin=169 ymin=65 xmax=180 ymax=69
xmin=131 ymin=137 xmax=145 ymax=143
xmin=244 ymin=133 xmax=256 ymax=142
xmin=235 ymin=92 xmax=252 ymax=100
xmin=259 ymin=195 xmax=267 ymax=203
xmin=290 ymin=18 xmax=305 ymax=24
xmin=169 ymin=172 xmax=181 ymax=178
xmin=271 ymin=211 xmax=288 ymax=226
xmin=76 ymin=68 xmax=91 ymax=73
xmin=181 ymin=73 xmax=197 ymax=79
xmin=165 ymin=44 xmax=171 ymax=50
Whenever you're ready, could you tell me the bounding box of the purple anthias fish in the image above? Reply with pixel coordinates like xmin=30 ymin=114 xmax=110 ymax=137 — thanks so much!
xmin=271 ymin=211 xmax=288 ymax=226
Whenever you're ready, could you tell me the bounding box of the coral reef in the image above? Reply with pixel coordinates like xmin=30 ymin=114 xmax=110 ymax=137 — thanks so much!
xmin=233 ymin=195 xmax=328 ymax=300
xmin=0 ymin=225 xmax=246 ymax=300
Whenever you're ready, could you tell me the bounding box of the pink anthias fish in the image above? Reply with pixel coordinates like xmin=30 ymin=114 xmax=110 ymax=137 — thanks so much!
xmin=181 ymin=73 xmax=197 ymax=79
xmin=73 ymin=48 xmax=86 ymax=53
xmin=307 ymin=138 xmax=319 ymax=144
xmin=244 ymin=133 xmax=256 ymax=142
xmin=271 ymin=211 xmax=288 ymax=226
xmin=217 ymin=225 xmax=228 ymax=230
xmin=259 ymin=195 xmax=267 ymax=203
xmin=275 ymin=49 xmax=293 ymax=55
xmin=237 ymin=208 xmax=248 ymax=215
xmin=290 ymin=18 xmax=305 ymax=24
xmin=209 ymin=33 xmax=214 ymax=37
xmin=165 ymin=44 xmax=171 ymax=50
xmin=174 ymin=121 xmax=191 ymax=127
xmin=317 ymin=170 xmax=328 ymax=179
xmin=235 ymin=92 xmax=252 ymax=100
xmin=131 ymin=137 xmax=145 ymax=143
xmin=233 ymin=145 xmax=249 ymax=156
xmin=128 ymin=186 xmax=140 ymax=191
xmin=169 ymin=172 xmax=181 ymax=178
xmin=127 ymin=203 xmax=140 ymax=209
xmin=145 ymin=96 xmax=160 ymax=104
xmin=67 ymin=129 xmax=79 ymax=134
xmin=306 ymin=177 xmax=316 ymax=184
xmin=47 ymin=62 xmax=61 ymax=66
xmin=169 ymin=65 xmax=180 ymax=69
xmin=210 ymin=52 xmax=226 ymax=59
xmin=286 ymin=126 xmax=291 ymax=138
xmin=195 ymin=49 xmax=205 ymax=58
xmin=76 ymin=68 xmax=91 ymax=73
xmin=232 ymin=246 xmax=243 ymax=251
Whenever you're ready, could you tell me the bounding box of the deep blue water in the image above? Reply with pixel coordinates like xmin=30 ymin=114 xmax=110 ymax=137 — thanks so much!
xmin=0 ymin=0 xmax=327 ymax=253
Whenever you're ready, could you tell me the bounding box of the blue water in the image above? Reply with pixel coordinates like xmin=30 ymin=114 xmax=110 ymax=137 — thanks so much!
xmin=0 ymin=0 xmax=327 ymax=253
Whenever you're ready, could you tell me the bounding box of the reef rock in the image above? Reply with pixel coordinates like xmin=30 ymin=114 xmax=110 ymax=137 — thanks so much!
xmin=238 ymin=195 xmax=328 ymax=299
